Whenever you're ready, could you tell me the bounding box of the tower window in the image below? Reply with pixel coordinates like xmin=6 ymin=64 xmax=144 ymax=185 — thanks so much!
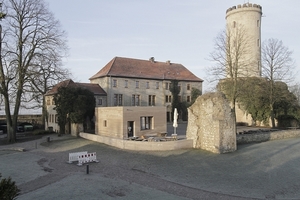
xmin=257 ymin=39 xmax=260 ymax=47
xmin=257 ymin=20 xmax=259 ymax=27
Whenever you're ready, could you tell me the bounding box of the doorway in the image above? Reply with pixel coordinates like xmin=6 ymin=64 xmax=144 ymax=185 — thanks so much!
xmin=127 ymin=121 xmax=134 ymax=137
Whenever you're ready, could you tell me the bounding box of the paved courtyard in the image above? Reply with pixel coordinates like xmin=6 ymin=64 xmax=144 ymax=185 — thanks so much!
xmin=1 ymin=125 xmax=300 ymax=199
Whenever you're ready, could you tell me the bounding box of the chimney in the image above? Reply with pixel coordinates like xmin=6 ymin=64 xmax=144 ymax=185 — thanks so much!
xmin=149 ymin=57 xmax=155 ymax=63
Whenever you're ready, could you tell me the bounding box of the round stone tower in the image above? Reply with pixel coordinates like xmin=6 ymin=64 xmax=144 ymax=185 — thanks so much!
xmin=226 ymin=3 xmax=262 ymax=77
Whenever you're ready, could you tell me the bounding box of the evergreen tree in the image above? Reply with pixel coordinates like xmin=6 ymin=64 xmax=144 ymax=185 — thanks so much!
xmin=0 ymin=174 xmax=20 ymax=200
xmin=54 ymin=87 xmax=95 ymax=135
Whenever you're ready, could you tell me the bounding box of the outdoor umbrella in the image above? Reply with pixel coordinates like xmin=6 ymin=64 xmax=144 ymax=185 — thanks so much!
xmin=173 ymin=108 xmax=178 ymax=134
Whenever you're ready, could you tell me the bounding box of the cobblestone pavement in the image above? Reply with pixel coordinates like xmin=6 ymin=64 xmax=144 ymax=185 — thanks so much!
xmin=1 ymin=125 xmax=300 ymax=199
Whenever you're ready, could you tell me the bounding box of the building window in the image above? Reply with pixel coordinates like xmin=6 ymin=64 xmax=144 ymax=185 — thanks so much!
xmin=136 ymin=81 xmax=139 ymax=88
xmin=114 ymin=94 xmax=123 ymax=106
xmin=178 ymin=84 xmax=181 ymax=91
xmin=257 ymin=39 xmax=260 ymax=47
xmin=257 ymin=20 xmax=259 ymax=27
xmin=179 ymin=95 xmax=182 ymax=102
xmin=55 ymin=114 xmax=58 ymax=123
xmin=46 ymin=98 xmax=50 ymax=105
xmin=132 ymin=94 xmax=140 ymax=106
xmin=104 ymin=120 xmax=107 ymax=127
xmin=98 ymin=98 xmax=102 ymax=105
xmin=187 ymin=96 xmax=191 ymax=103
xmin=156 ymin=82 xmax=159 ymax=89
xmin=165 ymin=82 xmax=170 ymax=90
xmin=113 ymin=79 xmax=117 ymax=87
xmin=187 ymin=84 xmax=191 ymax=90
xmin=146 ymin=82 xmax=150 ymax=89
xmin=140 ymin=116 xmax=152 ymax=130
xmin=125 ymin=80 xmax=128 ymax=88
xmin=148 ymin=95 xmax=155 ymax=106
xmin=165 ymin=95 xmax=172 ymax=103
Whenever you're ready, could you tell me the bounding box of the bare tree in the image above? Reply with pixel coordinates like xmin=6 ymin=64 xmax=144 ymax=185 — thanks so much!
xmin=262 ymin=38 xmax=295 ymax=127
xmin=23 ymin=54 xmax=71 ymax=128
xmin=0 ymin=0 xmax=68 ymax=143
xmin=208 ymin=25 xmax=251 ymax=124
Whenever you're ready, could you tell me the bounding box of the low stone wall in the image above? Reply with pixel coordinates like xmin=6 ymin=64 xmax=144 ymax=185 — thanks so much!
xmin=79 ymin=132 xmax=193 ymax=151
xmin=237 ymin=129 xmax=300 ymax=144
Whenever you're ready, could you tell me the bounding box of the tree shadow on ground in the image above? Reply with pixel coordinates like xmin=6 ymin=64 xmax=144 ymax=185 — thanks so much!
xmin=0 ymin=132 xmax=44 ymax=146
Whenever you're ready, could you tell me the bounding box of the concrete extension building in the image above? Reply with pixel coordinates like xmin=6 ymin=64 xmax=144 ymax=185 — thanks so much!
xmin=95 ymin=106 xmax=166 ymax=139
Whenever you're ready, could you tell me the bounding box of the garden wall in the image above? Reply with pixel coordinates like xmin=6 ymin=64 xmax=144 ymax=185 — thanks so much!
xmin=237 ymin=129 xmax=300 ymax=144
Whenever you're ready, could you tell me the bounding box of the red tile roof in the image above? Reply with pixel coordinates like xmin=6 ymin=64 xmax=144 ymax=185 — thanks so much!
xmin=89 ymin=57 xmax=203 ymax=82
xmin=45 ymin=79 xmax=107 ymax=96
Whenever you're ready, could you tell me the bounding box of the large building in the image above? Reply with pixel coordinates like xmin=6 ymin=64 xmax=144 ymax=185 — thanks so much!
xmin=226 ymin=2 xmax=262 ymax=77
xmin=45 ymin=57 xmax=203 ymax=134
xmin=89 ymin=56 xmax=203 ymax=121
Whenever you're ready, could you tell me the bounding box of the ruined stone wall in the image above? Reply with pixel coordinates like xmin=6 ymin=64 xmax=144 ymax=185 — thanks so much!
xmin=186 ymin=92 xmax=236 ymax=153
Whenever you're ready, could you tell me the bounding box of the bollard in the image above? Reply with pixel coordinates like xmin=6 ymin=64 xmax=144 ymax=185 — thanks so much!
xmin=86 ymin=164 xmax=89 ymax=174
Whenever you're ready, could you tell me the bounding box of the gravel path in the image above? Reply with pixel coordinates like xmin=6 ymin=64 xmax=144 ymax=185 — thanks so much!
xmin=1 ymin=133 xmax=300 ymax=199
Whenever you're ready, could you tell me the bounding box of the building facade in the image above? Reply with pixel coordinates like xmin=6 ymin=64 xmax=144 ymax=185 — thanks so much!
xmin=45 ymin=57 xmax=203 ymax=136
xmin=89 ymin=57 xmax=203 ymax=121
xmin=45 ymin=79 xmax=107 ymax=134
xmin=96 ymin=106 xmax=166 ymax=139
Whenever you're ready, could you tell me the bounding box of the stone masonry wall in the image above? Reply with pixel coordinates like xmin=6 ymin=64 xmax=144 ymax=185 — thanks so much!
xmin=186 ymin=92 xmax=236 ymax=153
xmin=237 ymin=129 xmax=300 ymax=144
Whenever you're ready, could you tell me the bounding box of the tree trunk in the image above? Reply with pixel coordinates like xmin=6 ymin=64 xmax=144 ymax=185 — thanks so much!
xmin=42 ymin=96 xmax=47 ymax=128
xmin=270 ymin=104 xmax=276 ymax=128
xmin=0 ymin=24 xmax=16 ymax=143
xmin=4 ymin=96 xmax=16 ymax=143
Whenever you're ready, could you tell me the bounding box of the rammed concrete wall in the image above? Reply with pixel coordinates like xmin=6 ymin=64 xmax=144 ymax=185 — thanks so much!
xmin=96 ymin=106 xmax=166 ymax=139
xmin=186 ymin=92 xmax=236 ymax=153
xmin=80 ymin=132 xmax=193 ymax=151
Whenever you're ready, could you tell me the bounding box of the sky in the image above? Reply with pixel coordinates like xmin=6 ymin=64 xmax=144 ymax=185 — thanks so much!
xmin=47 ymin=0 xmax=300 ymax=92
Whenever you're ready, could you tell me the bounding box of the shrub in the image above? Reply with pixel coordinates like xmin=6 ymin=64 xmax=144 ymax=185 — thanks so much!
xmin=32 ymin=129 xmax=54 ymax=135
xmin=0 ymin=173 xmax=20 ymax=200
